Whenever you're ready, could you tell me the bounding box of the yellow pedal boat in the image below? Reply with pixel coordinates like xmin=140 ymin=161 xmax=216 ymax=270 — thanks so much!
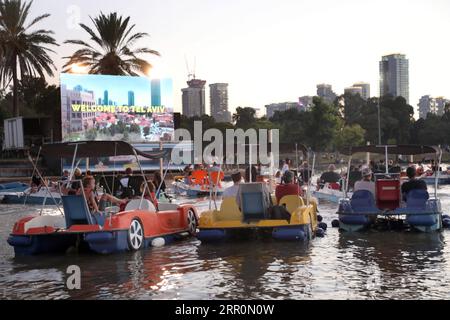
xmin=197 ymin=183 xmax=320 ymax=242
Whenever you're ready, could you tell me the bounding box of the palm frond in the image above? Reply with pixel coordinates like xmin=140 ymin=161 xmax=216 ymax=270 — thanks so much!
xmin=64 ymin=11 xmax=160 ymax=76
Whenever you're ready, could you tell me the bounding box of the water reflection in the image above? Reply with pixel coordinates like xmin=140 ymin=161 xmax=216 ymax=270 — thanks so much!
xmin=197 ymin=241 xmax=313 ymax=299
xmin=0 ymin=190 xmax=450 ymax=299
xmin=337 ymin=232 xmax=448 ymax=299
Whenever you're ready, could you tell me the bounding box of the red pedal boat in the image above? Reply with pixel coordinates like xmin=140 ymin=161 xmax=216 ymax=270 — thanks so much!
xmin=7 ymin=141 xmax=199 ymax=256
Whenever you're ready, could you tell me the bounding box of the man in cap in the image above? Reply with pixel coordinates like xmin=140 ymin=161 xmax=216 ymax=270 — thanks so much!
xmin=354 ymin=167 xmax=376 ymax=197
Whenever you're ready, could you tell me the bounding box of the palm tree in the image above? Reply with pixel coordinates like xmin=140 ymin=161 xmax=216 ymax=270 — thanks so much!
xmin=64 ymin=12 xmax=160 ymax=76
xmin=0 ymin=0 xmax=58 ymax=117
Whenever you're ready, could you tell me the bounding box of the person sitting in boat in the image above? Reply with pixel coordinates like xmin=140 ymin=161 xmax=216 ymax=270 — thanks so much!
xmin=153 ymin=171 xmax=167 ymax=196
xmin=281 ymin=159 xmax=291 ymax=175
xmin=61 ymin=170 xmax=70 ymax=182
xmin=298 ymin=161 xmax=312 ymax=185
xmin=317 ymin=164 xmax=341 ymax=189
xmin=78 ymin=176 xmax=127 ymax=213
xmin=140 ymin=180 xmax=159 ymax=210
xmin=69 ymin=168 xmax=83 ymax=193
xmin=389 ymin=161 xmax=402 ymax=174
xmin=119 ymin=168 xmax=134 ymax=198
xmin=348 ymin=165 xmax=363 ymax=190
xmin=31 ymin=175 xmax=43 ymax=193
xmin=77 ymin=176 xmax=100 ymax=213
xmin=354 ymin=168 xmax=376 ymax=198
xmin=275 ymin=171 xmax=302 ymax=204
xmin=184 ymin=170 xmax=193 ymax=185
xmin=223 ymin=172 xmax=242 ymax=199
xmin=376 ymin=160 xmax=387 ymax=173
xmin=275 ymin=170 xmax=282 ymax=184
xmin=401 ymin=167 xmax=428 ymax=202
xmin=245 ymin=165 xmax=258 ymax=183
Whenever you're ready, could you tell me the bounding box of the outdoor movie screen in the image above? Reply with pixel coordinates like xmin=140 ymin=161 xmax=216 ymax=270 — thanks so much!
xmin=60 ymin=73 xmax=174 ymax=143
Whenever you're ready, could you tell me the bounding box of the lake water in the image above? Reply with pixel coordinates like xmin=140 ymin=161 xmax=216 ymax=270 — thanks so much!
xmin=0 ymin=188 xmax=449 ymax=300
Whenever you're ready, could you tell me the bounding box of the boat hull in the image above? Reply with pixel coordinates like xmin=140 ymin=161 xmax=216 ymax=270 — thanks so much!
xmin=7 ymin=233 xmax=78 ymax=256
xmin=198 ymin=224 xmax=313 ymax=242
xmin=337 ymin=198 xmax=444 ymax=233
xmin=7 ymin=204 xmax=198 ymax=256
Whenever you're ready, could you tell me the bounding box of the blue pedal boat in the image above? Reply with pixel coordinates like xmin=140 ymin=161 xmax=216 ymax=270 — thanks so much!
xmin=337 ymin=145 xmax=445 ymax=233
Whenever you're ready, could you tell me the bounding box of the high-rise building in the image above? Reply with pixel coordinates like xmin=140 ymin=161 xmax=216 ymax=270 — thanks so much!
xmin=379 ymin=54 xmax=409 ymax=103
xmin=344 ymin=86 xmax=363 ymax=97
xmin=209 ymin=83 xmax=231 ymax=123
xmin=317 ymin=84 xmax=337 ymax=103
xmin=418 ymin=95 xmax=435 ymax=119
xmin=103 ymin=90 xmax=109 ymax=105
xmin=151 ymin=79 xmax=161 ymax=107
xmin=128 ymin=91 xmax=135 ymax=107
xmin=352 ymin=82 xmax=371 ymax=100
xmin=435 ymin=97 xmax=449 ymax=116
xmin=265 ymin=102 xmax=301 ymax=118
xmin=417 ymin=95 xmax=449 ymax=119
xmin=182 ymin=79 xmax=207 ymax=117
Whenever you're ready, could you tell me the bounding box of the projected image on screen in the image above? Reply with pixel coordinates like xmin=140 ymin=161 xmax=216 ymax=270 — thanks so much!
xmin=60 ymin=73 xmax=174 ymax=143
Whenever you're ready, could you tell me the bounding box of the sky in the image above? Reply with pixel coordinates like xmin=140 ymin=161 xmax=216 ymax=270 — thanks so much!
xmin=36 ymin=0 xmax=450 ymax=116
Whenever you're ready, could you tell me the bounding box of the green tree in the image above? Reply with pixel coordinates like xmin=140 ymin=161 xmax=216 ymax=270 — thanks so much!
xmin=339 ymin=93 xmax=365 ymax=125
xmin=307 ymin=97 xmax=341 ymax=151
xmin=64 ymin=12 xmax=160 ymax=75
xmin=233 ymin=107 xmax=257 ymax=129
xmin=380 ymin=96 xmax=414 ymax=145
xmin=0 ymin=0 xmax=58 ymax=116
xmin=334 ymin=124 xmax=366 ymax=150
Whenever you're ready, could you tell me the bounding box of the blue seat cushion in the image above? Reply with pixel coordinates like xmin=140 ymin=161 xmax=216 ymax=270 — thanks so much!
xmin=350 ymin=190 xmax=380 ymax=214
xmin=62 ymin=195 xmax=93 ymax=227
xmin=241 ymin=192 xmax=266 ymax=220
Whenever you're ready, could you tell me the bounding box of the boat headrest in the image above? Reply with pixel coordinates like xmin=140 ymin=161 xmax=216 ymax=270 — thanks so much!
xmin=125 ymin=199 xmax=156 ymax=212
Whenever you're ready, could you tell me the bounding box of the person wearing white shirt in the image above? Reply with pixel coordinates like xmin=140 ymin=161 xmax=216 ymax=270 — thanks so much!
xmin=354 ymin=167 xmax=376 ymax=198
xmin=281 ymin=159 xmax=291 ymax=176
xmin=222 ymin=172 xmax=242 ymax=199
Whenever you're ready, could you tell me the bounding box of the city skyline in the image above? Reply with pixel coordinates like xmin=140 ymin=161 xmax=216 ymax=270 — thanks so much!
xmin=60 ymin=74 xmax=174 ymax=109
xmin=36 ymin=0 xmax=450 ymax=116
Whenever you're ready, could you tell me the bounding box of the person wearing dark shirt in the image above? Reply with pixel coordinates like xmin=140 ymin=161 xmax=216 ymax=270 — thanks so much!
xmin=319 ymin=165 xmax=341 ymax=186
xmin=348 ymin=165 xmax=363 ymax=190
xmin=275 ymin=171 xmax=301 ymax=204
xmin=376 ymin=160 xmax=387 ymax=173
xmin=153 ymin=171 xmax=167 ymax=194
xmin=245 ymin=165 xmax=258 ymax=183
xmin=401 ymin=167 xmax=428 ymax=201
xmin=298 ymin=161 xmax=312 ymax=185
